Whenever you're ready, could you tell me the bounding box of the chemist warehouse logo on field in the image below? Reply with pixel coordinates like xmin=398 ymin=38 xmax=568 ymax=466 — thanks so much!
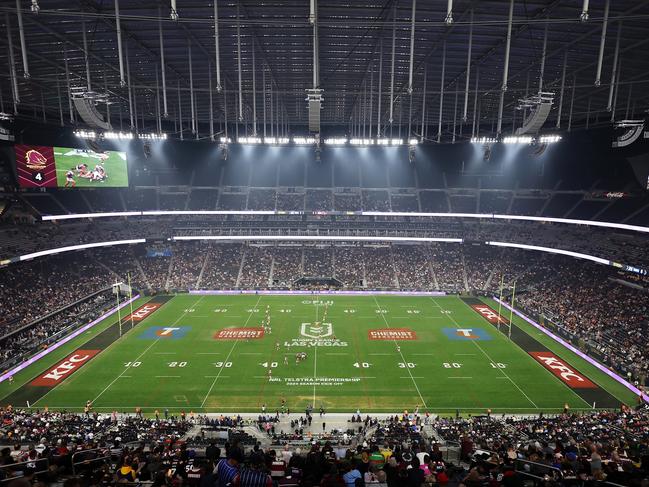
xmin=283 ymin=322 xmax=348 ymax=348
xmin=442 ymin=328 xmax=492 ymax=341
xmin=140 ymin=326 xmax=191 ymax=340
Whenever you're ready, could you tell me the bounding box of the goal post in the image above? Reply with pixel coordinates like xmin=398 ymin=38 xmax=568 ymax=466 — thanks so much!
xmin=496 ymin=276 xmax=515 ymax=339
xmin=112 ymin=280 xmax=134 ymax=336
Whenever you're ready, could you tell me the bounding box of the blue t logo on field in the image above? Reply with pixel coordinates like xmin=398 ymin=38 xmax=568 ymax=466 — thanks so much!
xmin=140 ymin=326 xmax=191 ymax=340
xmin=442 ymin=327 xmax=492 ymax=341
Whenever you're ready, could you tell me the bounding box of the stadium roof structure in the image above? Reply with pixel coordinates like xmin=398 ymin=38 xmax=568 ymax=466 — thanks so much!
xmin=1 ymin=0 xmax=649 ymax=140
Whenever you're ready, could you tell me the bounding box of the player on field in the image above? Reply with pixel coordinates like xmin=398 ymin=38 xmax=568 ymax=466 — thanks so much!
xmin=284 ymin=355 xmax=288 ymax=365
xmin=267 ymin=368 xmax=272 ymax=380
xmin=91 ymin=163 xmax=107 ymax=182
xmin=65 ymin=170 xmax=76 ymax=187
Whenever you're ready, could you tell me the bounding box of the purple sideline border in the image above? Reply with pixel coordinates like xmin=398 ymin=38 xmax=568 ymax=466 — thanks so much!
xmin=0 ymin=294 xmax=140 ymax=383
xmin=189 ymin=289 xmax=447 ymax=296
xmin=494 ymin=297 xmax=649 ymax=402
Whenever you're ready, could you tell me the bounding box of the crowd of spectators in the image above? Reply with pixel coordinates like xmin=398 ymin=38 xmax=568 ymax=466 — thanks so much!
xmin=248 ymin=190 xmax=277 ymax=211
xmin=276 ymin=193 xmax=305 ymax=212
xmin=303 ymin=248 xmax=333 ymax=278
xmin=199 ymin=245 xmax=244 ymax=289
xmin=363 ymin=247 xmax=396 ymax=288
xmin=0 ymin=291 xmax=115 ymax=368
xmin=304 ymin=191 xmax=331 ymax=212
xmin=0 ymin=253 xmax=115 ymax=330
xmin=515 ymin=256 xmax=649 ymax=382
xmin=431 ymin=407 xmax=649 ymax=486
xmin=239 ymin=247 xmax=273 ymax=288
xmin=167 ymin=244 xmax=205 ymax=290
xmin=2 ymin=406 xmax=648 ymax=486
xmin=333 ymin=247 xmax=365 ymax=288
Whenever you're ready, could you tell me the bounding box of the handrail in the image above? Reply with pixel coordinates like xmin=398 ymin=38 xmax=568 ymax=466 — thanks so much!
xmin=71 ymin=447 xmax=112 ymax=476
xmin=514 ymin=458 xmax=563 ymax=481
xmin=0 ymin=458 xmax=49 ymax=482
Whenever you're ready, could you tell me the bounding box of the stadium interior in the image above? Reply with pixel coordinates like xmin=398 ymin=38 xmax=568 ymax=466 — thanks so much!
xmin=1 ymin=1 xmax=649 ymax=486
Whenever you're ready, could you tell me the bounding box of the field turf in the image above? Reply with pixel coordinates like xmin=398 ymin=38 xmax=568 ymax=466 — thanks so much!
xmin=0 ymin=294 xmax=634 ymax=414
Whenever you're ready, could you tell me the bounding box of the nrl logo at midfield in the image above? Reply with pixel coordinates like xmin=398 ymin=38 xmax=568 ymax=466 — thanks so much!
xmin=300 ymin=322 xmax=333 ymax=339
xmin=284 ymin=322 xmax=348 ymax=347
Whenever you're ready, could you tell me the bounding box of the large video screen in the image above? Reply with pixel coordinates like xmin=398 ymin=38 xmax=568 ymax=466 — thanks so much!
xmin=15 ymin=145 xmax=129 ymax=188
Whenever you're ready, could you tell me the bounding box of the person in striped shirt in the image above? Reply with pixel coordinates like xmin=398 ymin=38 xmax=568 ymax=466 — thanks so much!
xmin=214 ymin=449 xmax=243 ymax=486
xmin=233 ymin=454 xmax=272 ymax=487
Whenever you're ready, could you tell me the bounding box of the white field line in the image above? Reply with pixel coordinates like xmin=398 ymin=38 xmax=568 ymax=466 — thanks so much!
xmin=200 ymin=295 xmax=263 ymax=407
xmin=90 ymin=296 xmax=206 ymax=405
xmin=373 ymin=296 xmax=428 ymax=409
xmin=453 ymin=296 xmax=592 ymax=409
xmin=432 ymin=297 xmax=538 ymax=408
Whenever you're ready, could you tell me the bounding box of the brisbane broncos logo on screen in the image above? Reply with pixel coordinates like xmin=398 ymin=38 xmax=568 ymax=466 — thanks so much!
xmin=24 ymin=149 xmax=48 ymax=170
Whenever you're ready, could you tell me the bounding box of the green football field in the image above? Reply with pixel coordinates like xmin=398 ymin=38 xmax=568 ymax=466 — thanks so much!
xmin=54 ymin=147 xmax=129 ymax=187
xmin=0 ymin=294 xmax=636 ymax=414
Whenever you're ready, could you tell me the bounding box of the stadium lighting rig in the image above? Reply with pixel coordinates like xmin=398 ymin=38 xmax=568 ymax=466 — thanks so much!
xmin=470 ymin=135 xmax=562 ymax=145
xmin=138 ymin=133 xmax=167 ymax=141
xmin=292 ymin=137 xmax=318 ymax=145
xmin=323 ymin=137 xmax=347 ymax=145
xmin=104 ymin=131 xmax=134 ymax=140
xmin=74 ymin=129 xmax=165 ymax=141
xmin=503 ymin=136 xmax=533 ymax=145
xmin=350 ymin=138 xmax=374 ymax=146
xmin=237 ymin=136 xmax=262 ymax=144
xmin=73 ymin=129 xmax=97 ymax=139
xmin=470 ymin=137 xmax=498 ymax=144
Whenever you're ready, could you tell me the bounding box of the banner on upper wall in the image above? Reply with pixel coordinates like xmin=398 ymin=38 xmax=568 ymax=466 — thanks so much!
xmin=14 ymin=145 xmax=129 ymax=188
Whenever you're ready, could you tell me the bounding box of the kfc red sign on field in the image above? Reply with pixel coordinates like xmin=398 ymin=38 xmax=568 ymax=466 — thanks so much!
xmin=368 ymin=328 xmax=417 ymax=340
xmin=529 ymin=352 xmax=597 ymax=389
xmin=31 ymin=350 xmax=101 ymax=387
xmin=215 ymin=327 xmax=264 ymax=340
xmin=124 ymin=303 xmax=161 ymax=322
xmin=471 ymin=304 xmax=508 ymax=325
